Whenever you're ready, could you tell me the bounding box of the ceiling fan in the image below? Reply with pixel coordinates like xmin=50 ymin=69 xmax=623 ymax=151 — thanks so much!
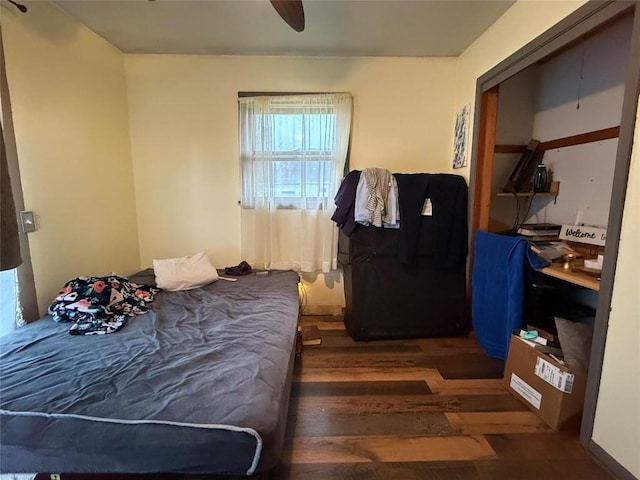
xmin=4 ymin=0 xmax=305 ymax=32
xmin=269 ymin=0 xmax=305 ymax=32
xmin=7 ymin=0 xmax=27 ymax=13
xmin=144 ymin=0 xmax=305 ymax=33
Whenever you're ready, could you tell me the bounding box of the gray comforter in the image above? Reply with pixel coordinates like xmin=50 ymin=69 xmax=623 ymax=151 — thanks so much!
xmin=0 ymin=270 xmax=299 ymax=476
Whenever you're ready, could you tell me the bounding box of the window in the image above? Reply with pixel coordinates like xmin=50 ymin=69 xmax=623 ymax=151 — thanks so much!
xmin=240 ymin=94 xmax=351 ymax=208
xmin=0 ymin=268 xmax=18 ymax=337
xmin=238 ymin=93 xmax=352 ymax=272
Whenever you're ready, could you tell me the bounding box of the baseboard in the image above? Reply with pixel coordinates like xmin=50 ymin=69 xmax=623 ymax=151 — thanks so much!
xmin=299 ymin=305 xmax=343 ymax=316
xmin=588 ymin=439 xmax=638 ymax=480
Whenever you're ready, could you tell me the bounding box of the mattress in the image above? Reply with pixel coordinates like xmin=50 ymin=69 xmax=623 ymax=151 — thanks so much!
xmin=0 ymin=269 xmax=300 ymax=476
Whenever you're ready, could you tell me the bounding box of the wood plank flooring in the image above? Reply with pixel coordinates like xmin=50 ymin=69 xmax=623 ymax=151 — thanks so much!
xmin=34 ymin=315 xmax=614 ymax=480
xmin=269 ymin=315 xmax=614 ymax=480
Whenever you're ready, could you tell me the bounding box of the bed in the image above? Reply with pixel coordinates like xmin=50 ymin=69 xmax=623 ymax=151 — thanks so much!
xmin=0 ymin=269 xmax=300 ymax=477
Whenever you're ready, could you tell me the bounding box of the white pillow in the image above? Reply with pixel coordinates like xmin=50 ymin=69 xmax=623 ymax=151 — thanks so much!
xmin=152 ymin=251 xmax=219 ymax=291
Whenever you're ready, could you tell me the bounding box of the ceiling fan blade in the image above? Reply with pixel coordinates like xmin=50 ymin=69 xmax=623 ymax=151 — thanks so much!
xmin=269 ymin=0 xmax=305 ymax=32
xmin=8 ymin=0 xmax=28 ymax=13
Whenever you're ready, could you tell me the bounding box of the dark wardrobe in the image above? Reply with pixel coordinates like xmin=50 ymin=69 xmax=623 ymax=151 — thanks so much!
xmin=337 ymin=173 xmax=469 ymax=341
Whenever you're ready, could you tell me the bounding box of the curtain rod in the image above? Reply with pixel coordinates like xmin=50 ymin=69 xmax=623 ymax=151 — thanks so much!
xmin=238 ymin=92 xmax=350 ymax=98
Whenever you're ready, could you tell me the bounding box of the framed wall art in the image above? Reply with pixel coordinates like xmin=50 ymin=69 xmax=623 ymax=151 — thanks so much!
xmin=452 ymin=104 xmax=470 ymax=169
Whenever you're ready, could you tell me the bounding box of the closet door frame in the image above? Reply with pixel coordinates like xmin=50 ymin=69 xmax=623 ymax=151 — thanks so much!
xmin=468 ymin=0 xmax=640 ymax=464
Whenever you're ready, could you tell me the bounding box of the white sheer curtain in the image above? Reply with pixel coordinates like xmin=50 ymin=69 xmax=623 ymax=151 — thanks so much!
xmin=239 ymin=93 xmax=352 ymax=273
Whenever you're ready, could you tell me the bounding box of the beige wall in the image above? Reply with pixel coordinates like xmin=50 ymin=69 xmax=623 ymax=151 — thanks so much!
xmin=456 ymin=1 xmax=638 ymax=476
xmin=452 ymin=0 xmax=588 ymax=180
xmin=591 ymin=97 xmax=640 ymax=478
xmin=124 ymin=54 xmax=457 ymax=306
xmin=1 ymin=1 xmax=140 ymax=314
xmin=2 ymin=0 xmax=638 ymax=473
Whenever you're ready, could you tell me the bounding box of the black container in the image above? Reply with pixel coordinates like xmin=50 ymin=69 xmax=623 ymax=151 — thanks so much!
xmin=533 ymin=164 xmax=549 ymax=192
xmin=339 ymin=225 xmax=468 ymax=341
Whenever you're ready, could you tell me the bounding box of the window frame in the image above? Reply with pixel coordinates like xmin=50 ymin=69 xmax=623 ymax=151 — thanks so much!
xmin=239 ymin=94 xmax=346 ymax=210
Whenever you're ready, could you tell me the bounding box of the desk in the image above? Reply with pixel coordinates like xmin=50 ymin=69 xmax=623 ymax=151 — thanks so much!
xmin=540 ymin=261 xmax=600 ymax=291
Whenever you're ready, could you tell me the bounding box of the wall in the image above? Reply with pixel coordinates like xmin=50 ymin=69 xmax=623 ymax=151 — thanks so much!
xmin=452 ymin=0 xmax=588 ymax=181
xmin=591 ymin=96 xmax=640 ymax=478
xmin=1 ymin=1 xmax=140 ymax=314
xmin=456 ymin=1 xmax=638 ymax=477
xmin=2 ymin=1 xmax=637 ymax=474
xmin=490 ymin=65 xmax=538 ymax=230
xmin=528 ymin=15 xmax=632 ymax=227
xmin=124 ymin=54 xmax=457 ymax=307
xmin=491 ymin=16 xmax=632 ymax=230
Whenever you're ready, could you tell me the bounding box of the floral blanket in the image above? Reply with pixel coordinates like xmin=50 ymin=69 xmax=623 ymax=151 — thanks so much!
xmin=48 ymin=275 xmax=159 ymax=335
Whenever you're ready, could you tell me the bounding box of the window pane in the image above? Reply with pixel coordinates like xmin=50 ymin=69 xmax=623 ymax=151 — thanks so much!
xmin=303 ymin=159 xmax=332 ymax=197
xmin=305 ymin=114 xmax=335 ymax=151
xmin=241 ymin=96 xmax=348 ymax=209
xmin=273 ymin=160 xmax=302 ymax=197
xmin=254 ymin=113 xmax=336 ymax=155
xmin=253 ymin=113 xmax=336 ymax=202
xmin=0 ymin=269 xmax=17 ymax=337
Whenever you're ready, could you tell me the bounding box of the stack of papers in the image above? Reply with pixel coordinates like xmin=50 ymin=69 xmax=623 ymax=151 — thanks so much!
xmin=529 ymin=241 xmax=580 ymax=263
xmin=517 ymin=223 xmax=561 ymax=237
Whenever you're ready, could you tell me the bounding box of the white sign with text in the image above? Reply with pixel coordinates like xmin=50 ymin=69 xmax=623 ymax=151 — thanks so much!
xmin=559 ymin=225 xmax=606 ymax=246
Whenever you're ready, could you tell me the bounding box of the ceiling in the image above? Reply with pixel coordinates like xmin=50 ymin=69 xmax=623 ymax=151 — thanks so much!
xmin=52 ymin=0 xmax=516 ymax=57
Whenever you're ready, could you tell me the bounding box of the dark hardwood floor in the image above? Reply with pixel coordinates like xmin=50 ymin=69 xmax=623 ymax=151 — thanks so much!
xmin=34 ymin=315 xmax=614 ymax=480
xmin=269 ymin=315 xmax=614 ymax=480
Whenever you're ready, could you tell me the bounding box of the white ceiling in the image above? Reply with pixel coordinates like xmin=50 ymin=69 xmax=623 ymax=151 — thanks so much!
xmin=52 ymin=0 xmax=516 ymax=57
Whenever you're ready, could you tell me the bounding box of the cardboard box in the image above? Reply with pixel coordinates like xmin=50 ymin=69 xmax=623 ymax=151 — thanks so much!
xmin=504 ymin=335 xmax=587 ymax=430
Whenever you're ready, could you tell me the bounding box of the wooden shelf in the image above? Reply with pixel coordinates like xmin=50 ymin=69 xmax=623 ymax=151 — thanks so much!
xmin=495 ymin=126 xmax=620 ymax=155
xmin=539 ymin=126 xmax=620 ymax=151
xmin=494 ymin=144 xmax=527 ymax=154
xmin=496 ymin=192 xmax=556 ymax=197
xmin=540 ymin=261 xmax=600 ymax=291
